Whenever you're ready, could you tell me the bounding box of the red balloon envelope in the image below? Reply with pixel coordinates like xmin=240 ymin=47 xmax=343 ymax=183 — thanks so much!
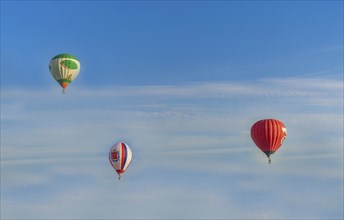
xmin=250 ymin=119 xmax=287 ymax=163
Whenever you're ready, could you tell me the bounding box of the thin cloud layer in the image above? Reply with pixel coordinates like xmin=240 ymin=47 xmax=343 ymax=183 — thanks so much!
xmin=1 ymin=77 xmax=343 ymax=219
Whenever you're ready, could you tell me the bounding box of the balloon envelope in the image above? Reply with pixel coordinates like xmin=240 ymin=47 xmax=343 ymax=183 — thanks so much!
xmin=49 ymin=54 xmax=80 ymax=93
xmin=250 ymin=119 xmax=287 ymax=161
xmin=109 ymin=142 xmax=132 ymax=178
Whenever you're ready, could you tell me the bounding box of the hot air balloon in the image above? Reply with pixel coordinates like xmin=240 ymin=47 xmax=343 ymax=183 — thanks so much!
xmin=49 ymin=54 xmax=80 ymax=93
xmin=250 ymin=119 xmax=287 ymax=164
xmin=109 ymin=142 xmax=133 ymax=180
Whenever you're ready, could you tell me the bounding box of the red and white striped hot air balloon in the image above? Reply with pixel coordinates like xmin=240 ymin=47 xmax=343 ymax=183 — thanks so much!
xmin=250 ymin=119 xmax=287 ymax=164
xmin=109 ymin=142 xmax=133 ymax=180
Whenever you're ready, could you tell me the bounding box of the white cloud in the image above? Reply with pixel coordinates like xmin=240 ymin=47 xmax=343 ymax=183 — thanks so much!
xmin=1 ymin=77 xmax=343 ymax=219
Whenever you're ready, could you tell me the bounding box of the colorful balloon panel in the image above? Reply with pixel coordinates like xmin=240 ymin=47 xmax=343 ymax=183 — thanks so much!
xmin=49 ymin=54 xmax=80 ymax=93
xmin=109 ymin=142 xmax=132 ymax=179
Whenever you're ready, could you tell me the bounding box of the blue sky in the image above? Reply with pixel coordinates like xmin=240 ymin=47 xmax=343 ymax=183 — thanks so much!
xmin=1 ymin=1 xmax=343 ymax=219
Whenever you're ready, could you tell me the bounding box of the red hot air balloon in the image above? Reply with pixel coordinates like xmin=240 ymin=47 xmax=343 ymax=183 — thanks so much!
xmin=250 ymin=119 xmax=287 ymax=164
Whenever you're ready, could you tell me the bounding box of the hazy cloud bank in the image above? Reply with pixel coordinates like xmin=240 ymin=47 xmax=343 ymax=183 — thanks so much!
xmin=1 ymin=77 xmax=343 ymax=219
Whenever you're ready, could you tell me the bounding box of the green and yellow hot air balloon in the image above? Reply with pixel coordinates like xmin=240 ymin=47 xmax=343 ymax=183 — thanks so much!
xmin=49 ymin=54 xmax=80 ymax=93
